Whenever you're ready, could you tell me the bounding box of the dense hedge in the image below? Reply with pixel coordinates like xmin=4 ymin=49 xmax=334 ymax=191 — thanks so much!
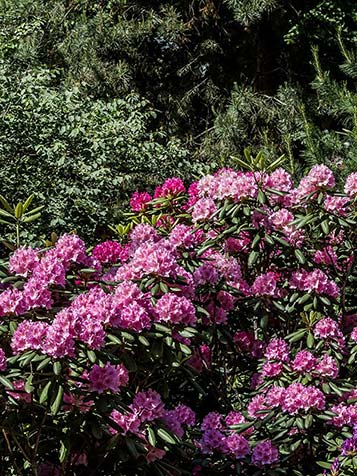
xmin=0 ymin=161 xmax=356 ymax=475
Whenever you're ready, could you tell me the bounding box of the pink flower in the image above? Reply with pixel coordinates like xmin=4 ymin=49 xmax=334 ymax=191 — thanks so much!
xmin=145 ymin=445 xmax=166 ymax=463
xmin=201 ymin=412 xmax=223 ymax=431
xmin=248 ymin=395 xmax=270 ymax=419
xmin=222 ymin=433 xmax=250 ymax=459
xmin=270 ymin=209 xmax=294 ymax=228
xmin=252 ymin=440 xmax=279 ymax=466
xmin=329 ymin=403 xmax=357 ymax=427
xmin=131 ymin=389 xmax=164 ymax=422
xmin=92 ymin=241 xmax=127 ymax=264
xmin=199 ymin=429 xmax=226 ymax=454
xmin=269 ymin=168 xmax=293 ymax=192
xmin=264 ymin=338 xmax=290 ymax=362
xmin=162 ymin=404 xmax=195 ymax=438
xmin=0 ymin=348 xmax=7 ymax=371
xmin=292 ymin=350 xmax=316 ymax=373
xmin=154 ymin=177 xmax=185 ymax=198
xmin=110 ymin=409 xmax=141 ymax=435
xmin=89 ymin=363 xmax=129 ymax=393
xmin=7 ymin=380 xmax=31 ymax=403
xmin=155 ymin=293 xmax=196 ymax=326
xmin=314 ymin=318 xmax=343 ymax=341
xmin=261 ymin=361 xmax=283 ymax=378
xmin=313 ymin=246 xmax=338 ymax=268
xmin=192 ymin=198 xmax=217 ymax=223
xmin=225 ymin=411 xmax=253 ymax=436
xmin=280 ymin=383 xmax=325 ymax=414
xmin=118 ymin=301 xmax=152 ymax=332
xmin=290 ymin=269 xmax=339 ymax=298
xmin=63 ymin=393 xmax=94 ymax=412
xmin=9 ymin=246 xmax=39 ymax=276
xmin=314 ymin=354 xmax=339 ymax=379
xmin=251 ymin=272 xmax=280 ymax=297
xmin=324 ymin=195 xmax=349 ymax=216
xmin=0 ymin=288 xmax=26 ymax=316
xmin=187 ymin=344 xmax=211 ymax=372
xmin=344 ymin=172 xmax=357 ymax=198
xmin=233 ymin=331 xmax=264 ymax=358
xmin=11 ymin=321 xmax=49 ymax=353
xmin=130 ymin=191 xmax=152 ymax=212
xmin=265 ymin=386 xmax=285 ymax=407
xmin=294 ymin=164 xmax=335 ymax=201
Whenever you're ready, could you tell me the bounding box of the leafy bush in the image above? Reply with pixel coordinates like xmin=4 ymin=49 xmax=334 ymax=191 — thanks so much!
xmin=0 ymin=63 xmax=192 ymax=244
xmin=0 ymin=158 xmax=356 ymax=475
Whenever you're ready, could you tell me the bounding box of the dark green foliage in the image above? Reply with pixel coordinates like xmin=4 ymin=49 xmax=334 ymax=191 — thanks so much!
xmin=0 ymin=63 xmax=192 ymax=241
xmin=0 ymin=0 xmax=356 ymax=240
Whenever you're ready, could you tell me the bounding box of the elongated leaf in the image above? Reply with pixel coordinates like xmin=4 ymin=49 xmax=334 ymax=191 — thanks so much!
xmin=0 ymin=195 xmax=13 ymax=213
xmin=14 ymin=203 xmax=23 ymax=219
xmin=22 ymin=213 xmax=41 ymax=223
xmin=53 ymin=361 xmax=62 ymax=375
xmin=51 ymin=385 xmax=64 ymax=415
xmin=39 ymin=381 xmax=52 ymax=404
xmin=147 ymin=427 xmax=156 ymax=446
xmin=157 ymin=428 xmax=178 ymax=445
xmin=0 ymin=375 xmax=14 ymax=389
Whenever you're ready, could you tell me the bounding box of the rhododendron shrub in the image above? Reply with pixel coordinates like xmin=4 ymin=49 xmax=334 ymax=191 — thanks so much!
xmin=0 ymin=165 xmax=356 ymax=475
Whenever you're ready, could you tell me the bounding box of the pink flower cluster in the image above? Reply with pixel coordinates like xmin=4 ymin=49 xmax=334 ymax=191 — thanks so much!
xmin=1 ymin=234 xmax=93 ymax=318
xmin=155 ymin=293 xmax=196 ymax=326
xmin=294 ymin=164 xmax=335 ymax=201
xmin=248 ymin=383 xmax=325 ymax=417
xmin=130 ymin=191 xmax=152 ymax=212
xmin=162 ymin=404 xmax=196 ymax=438
xmin=199 ymin=411 xmax=251 ymax=460
xmin=344 ymin=172 xmax=357 ymax=198
xmin=154 ymin=177 xmax=186 ymax=198
xmin=289 ymin=269 xmax=339 ymax=298
xmin=110 ymin=389 xmax=195 ymax=442
xmin=88 ymin=363 xmax=129 ymax=393
xmin=198 ymin=410 xmax=279 ymax=466
xmin=92 ymin=241 xmax=129 ymax=264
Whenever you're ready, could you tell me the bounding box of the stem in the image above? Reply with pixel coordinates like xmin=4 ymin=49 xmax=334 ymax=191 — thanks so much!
xmin=2 ymin=429 xmax=25 ymax=476
xmin=16 ymin=221 xmax=20 ymax=249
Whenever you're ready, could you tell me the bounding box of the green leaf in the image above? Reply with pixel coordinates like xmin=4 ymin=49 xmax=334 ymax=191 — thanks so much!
xmin=39 ymin=381 xmax=52 ymax=404
xmin=157 ymin=428 xmax=178 ymax=445
xmin=59 ymin=440 xmax=69 ymax=463
xmin=320 ymin=220 xmax=329 ymax=234
xmin=14 ymin=203 xmax=23 ymax=219
xmin=25 ymin=374 xmax=34 ymax=393
xmin=307 ymin=332 xmax=314 ymax=348
xmin=87 ymin=350 xmax=97 ymax=363
xmin=53 ymin=361 xmax=62 ymax=375
xmin=22 ymin=213 xmax=41 ymax=223
xmin=179 ymin=343 xmax=191 ymax=355
xmin=0 ymin=218 xmax=12 ymax=225
xmin=22 ymin=194 xmax=34 ymax=212
xmin=248 ymin=251 xmax=259 ymax=266
xmin=0 ymin=209 xmax=13 ymax=218
xmin=147 ymin=427 xmax=157 ymax=446
xmin=159 ymin=282 xmax=169 ymax=293
xmin=37 ymin=357 xmax=51 ymax=371
xmin=138 ymin=336 xmax=150 ymax=346
xmin=294 ymin=249 xmax=306 ymax=264
xmin=0 ymin=375 xmax=14 ymax=390
xmin=51 ymin=385 xmax=64 ymax=415
xmin=0 ymin=195 xmax=13 ymax=213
